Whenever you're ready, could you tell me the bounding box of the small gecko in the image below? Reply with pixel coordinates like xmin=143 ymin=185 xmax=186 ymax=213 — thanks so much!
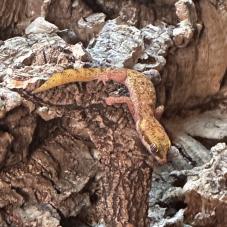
xmin=33 ymin=68 xmax=171 ymax=164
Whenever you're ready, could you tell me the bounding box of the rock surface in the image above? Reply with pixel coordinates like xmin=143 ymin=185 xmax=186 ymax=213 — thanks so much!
xmin=87 ymin=19 xmax=144 ymax=68
xmin=74 ymin=13 xmax=106 ymax=44
xmin=0 ymin=0 xmax=44 ymax=39
xmin=149 ymin=110 xmax=227 ymax=227
xmin=183 ymin=143 xmax=227 ymax=227
xmin=166 ymin=0 xmax=227 ymax=110
xmin=25 ymin=17 xmax=59 ymax=35
xmin=0 ymin=32 xmax=154 ymax=226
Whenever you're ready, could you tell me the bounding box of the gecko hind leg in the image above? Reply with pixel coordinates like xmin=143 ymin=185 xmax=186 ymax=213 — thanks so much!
xmin=105 ymin=96 xmax=135 ymax=118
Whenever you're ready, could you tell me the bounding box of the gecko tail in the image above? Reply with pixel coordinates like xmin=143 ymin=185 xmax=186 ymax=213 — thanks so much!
xmin=32 ymin=68 xmax=106 ymax=94
xmin=32 ymin=72 xmax=64 ymax=94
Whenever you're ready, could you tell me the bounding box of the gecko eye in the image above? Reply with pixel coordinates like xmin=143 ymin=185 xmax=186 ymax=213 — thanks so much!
xmin=149 ymin=144 xmax=158 ymax=154
xmin=148 ymin=144 xmax=163 ymax=163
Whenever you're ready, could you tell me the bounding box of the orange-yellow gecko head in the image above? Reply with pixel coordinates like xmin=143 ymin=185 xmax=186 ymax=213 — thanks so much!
xmin=137 ymin=118 xmax=171 ymax=164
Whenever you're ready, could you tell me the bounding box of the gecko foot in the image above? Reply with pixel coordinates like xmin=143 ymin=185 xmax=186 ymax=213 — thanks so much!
xmin=96 ymin=69 xmax=127 ymax=85
xmin=96 ymin=72 xmax=109 ymax=85
xmin=155 ymin=105 xmax=165 ymax=120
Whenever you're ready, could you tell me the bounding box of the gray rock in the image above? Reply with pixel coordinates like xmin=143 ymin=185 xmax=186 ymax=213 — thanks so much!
xmin=0 ymin=88 xmax=23 ymax=119
xmin=182 ymin=143 xmax=227 ymax=226
xmin=134 ymin=24 xmax=173 ymax=72
xmin=149 ymin=109 xmax=227 ymax=226
xmin=57 ymin=29 xmax=79 ymax=44
xmin=87 ymin=19 xmax=144 ymax=68
xmin=9 ymin=204 xmax=61 ymax=227
xmin=0 ymin=33 xmax=90 ymax=95
xmin=166 ymin=109 xmax=227 ymax=149
xmin=75 ymin=13 xmax=106 ymax=43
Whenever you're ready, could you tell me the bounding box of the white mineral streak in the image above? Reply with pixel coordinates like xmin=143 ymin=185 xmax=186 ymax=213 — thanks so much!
xmin=173 ymin=0 xmax=198 ymax=47
xmin=25 ymin=17 xmax=59 ymax=35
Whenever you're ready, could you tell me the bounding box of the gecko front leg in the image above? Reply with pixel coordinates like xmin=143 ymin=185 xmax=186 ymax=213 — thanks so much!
xmin=105 ymin=96 xmax=137 ymax=121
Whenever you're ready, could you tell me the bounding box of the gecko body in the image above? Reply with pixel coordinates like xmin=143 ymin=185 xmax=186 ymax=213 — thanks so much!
xmin=33 ymin=68 xmax=171 ymax=164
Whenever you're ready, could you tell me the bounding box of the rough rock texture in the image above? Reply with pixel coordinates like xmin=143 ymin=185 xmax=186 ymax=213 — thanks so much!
xmin=0 ymin=0 xmax=44 ymax=40
xmin=2 ymin=0 xmax=224 ymax=110
xmin=183 ymin=143 xmax=227 ymax=227
xmin=87 ymin=19 xmax=144 ymax=68
xmin=162 ymin=142 xmax=227 ymax=227
xmin=25 ymin=17 xmax=59 ymax=35
xmin=149 ymin=110 xmax=227 ymax=227
xmin=134 ymin=24 xmax=173 ymax=73
xmin=149 ymin=141 xmax=227 ymax=227
xmin=0 ymin=88 xmax=23 ymax=119
xmin=5 ymin=205 xmax=61 ymax=227
xmin=95 ymin=0 xmax=178 ymax=26
xmin=166 ymin=0 xmax=227 ymax=111
xmin=74 ymin=13 xmax=106 ymax=44
xmin=46 ymin=0 xmax=92 ymax=32
xmin=167 ymin=109 xmax=227 ymax=142
xmin=172 ymin=0 xmax=198 ymax=47
xmin=0 ymin=34 xmax=155 ymax=227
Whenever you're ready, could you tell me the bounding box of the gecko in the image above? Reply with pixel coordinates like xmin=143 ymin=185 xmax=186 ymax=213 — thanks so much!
xmin=33 ymin=68 xmax=171 ymax=164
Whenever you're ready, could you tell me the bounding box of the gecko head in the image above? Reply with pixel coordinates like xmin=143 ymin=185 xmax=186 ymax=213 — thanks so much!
xmin=137 ymin=119 xmax=171 ymax=165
